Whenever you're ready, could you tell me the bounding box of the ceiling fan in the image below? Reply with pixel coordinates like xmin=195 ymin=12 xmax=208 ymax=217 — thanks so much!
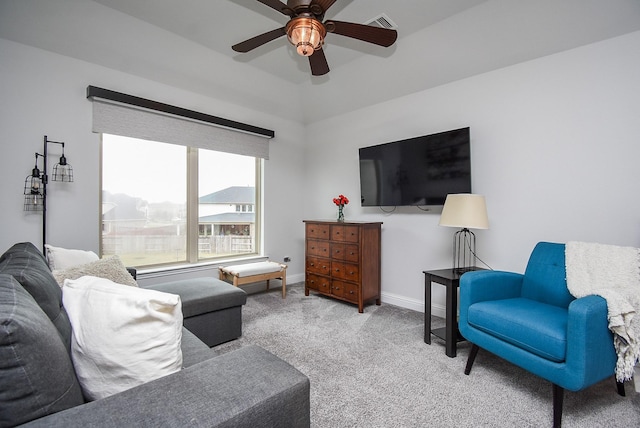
xmin=232 ymin=0 xmax=398 ymax=76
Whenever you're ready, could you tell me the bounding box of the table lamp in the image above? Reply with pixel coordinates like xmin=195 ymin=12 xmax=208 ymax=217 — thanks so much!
xmin=439 ymin=194 xmax=489 ymax=273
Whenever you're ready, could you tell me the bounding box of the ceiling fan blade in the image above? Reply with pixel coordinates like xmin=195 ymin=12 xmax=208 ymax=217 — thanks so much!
xmin=310 ymin=0 xmax=337 ymax=14
xmin=324 ymin=20 xmax=398 ymax=47
xmin=309 ymin=48 xmax=330 ymax=76
xmin=232 ymin=27 xmax=287 ymax=53
xmin=256 ymin=0 xmax=294 ymax=16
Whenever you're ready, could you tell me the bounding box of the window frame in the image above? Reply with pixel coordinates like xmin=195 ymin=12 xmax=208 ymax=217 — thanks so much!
xmin=99 ymin=136 xmax=262 ymax=269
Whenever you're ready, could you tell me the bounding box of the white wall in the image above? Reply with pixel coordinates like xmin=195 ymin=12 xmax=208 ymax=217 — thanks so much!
xmin=2 ymin=31 xmax=639 ymax=314
xmin=304 ymin=31 xmax=640 ymax=314
xmin=0 ymin=38 xmax=308 ymax=282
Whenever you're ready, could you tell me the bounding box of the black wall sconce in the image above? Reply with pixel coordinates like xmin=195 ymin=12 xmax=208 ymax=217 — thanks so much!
xmin=23 ymin=135 xmax=74 ymax=252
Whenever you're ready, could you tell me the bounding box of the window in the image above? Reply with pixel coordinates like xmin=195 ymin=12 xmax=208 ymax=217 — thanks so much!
xmin=101 ymin=134 xmax=260 ymax=268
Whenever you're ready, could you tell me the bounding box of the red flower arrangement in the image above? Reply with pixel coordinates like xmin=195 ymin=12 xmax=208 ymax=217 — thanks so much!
xmin=333 ymin=194 xmax=350 ymax=207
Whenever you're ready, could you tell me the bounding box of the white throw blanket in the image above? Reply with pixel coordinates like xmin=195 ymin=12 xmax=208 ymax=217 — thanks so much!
xmin=565 ymin=241 xmax=640 ymax=382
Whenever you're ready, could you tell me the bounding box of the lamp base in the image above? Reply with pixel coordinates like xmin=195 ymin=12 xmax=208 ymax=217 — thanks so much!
xmin=452 ymin=228 xmax=477 ymax=273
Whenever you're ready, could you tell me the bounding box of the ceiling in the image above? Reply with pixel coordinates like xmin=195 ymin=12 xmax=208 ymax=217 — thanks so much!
xmin=1 ymin=0 xmax=640 ymax=124
xmin=90 ymin=0 xmax=488 ymax=85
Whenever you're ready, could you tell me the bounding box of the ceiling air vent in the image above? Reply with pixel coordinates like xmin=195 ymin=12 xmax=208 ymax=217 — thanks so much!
xmin=364 ymin=13 xmax=398 ymax=30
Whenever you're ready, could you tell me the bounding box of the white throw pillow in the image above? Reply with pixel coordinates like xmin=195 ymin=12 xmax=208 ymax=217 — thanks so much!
xmin=45 ymin=244 xmax=99 ymax=270
xmin=53 ymin=255 xmax=138 ymax=288
xmin=62 ymin=276 xmax=183 ymax=401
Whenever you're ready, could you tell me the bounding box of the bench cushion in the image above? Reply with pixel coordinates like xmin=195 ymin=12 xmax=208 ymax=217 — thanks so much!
xmin=221 ymin=261 xmax=283 ymax=277
xmin=467 ymin=297 xmax=569 ymax=362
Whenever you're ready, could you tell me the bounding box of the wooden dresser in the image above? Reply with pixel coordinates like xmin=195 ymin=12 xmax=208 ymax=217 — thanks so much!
xmin=303 ymin=220 xmax=382 ymax=313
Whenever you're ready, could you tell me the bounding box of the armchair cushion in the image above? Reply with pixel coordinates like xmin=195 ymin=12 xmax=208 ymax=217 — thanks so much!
xmin=468 ymin=297 xmax=568 ymax=362
xmin=521 ymin=241 xmax=573 ymax=308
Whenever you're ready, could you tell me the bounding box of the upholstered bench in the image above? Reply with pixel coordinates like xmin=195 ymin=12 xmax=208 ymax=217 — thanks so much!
xmin=219 ymin=261 xmax=287 ymax=298
xmin=144 ymin=277 xmax=247 ymax=347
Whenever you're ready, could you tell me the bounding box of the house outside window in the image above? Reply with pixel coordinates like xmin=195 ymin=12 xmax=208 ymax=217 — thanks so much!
xmin=101 ymin=134 xmax=260 ymax=268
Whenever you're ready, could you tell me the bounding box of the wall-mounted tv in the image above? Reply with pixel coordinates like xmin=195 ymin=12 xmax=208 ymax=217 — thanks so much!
xmin=359 ymin=127 xmax=471 ymax=207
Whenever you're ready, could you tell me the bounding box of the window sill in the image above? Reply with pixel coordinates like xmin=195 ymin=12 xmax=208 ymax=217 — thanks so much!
xmin=136 ymin=255 xmax=269 ymax=281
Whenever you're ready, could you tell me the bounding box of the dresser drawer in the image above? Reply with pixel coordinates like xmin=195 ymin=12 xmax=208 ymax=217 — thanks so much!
xmin=306 ymin=256 xmax=331 ymax=276
xmin=331 ymin=261 xmax=360 ymax=282
xmin=306 ymin=223 xmax=330 ymax=240
xmin=331 ymin=280 xmax=359 ymax=302
xmin=330 ymin=243 xmax=359 ymax=262
xmin=342 ymin=281 xmax=359 ymax=303
xmin=330 ymin=279 xmax=347 ymax=298
xmin=330 ymin=225 xmax=359 ymax=243
xmin=307 ymin=239 xmax=330 ymax=257
xmin=306 ymin=274 xmax=330 ymax=293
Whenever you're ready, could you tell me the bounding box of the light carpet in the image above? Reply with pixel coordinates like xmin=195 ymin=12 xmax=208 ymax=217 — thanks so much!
xmin=215 ymin=283 xmax=639 ymax=427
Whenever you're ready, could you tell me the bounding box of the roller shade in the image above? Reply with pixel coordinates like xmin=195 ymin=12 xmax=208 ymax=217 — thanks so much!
xmin=88 ymin=86 xmax=273 ymax=159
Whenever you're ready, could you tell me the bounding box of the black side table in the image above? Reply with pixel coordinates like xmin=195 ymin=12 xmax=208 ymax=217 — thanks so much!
xmin=423 ymin=268 xmax=483 ymax=357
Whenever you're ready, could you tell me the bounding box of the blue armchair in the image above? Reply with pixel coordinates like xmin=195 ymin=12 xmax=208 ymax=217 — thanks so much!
xmin=459 ymin=242 xmax=625 ymax=427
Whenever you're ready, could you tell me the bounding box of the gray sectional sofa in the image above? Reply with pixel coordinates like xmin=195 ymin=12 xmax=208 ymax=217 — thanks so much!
xmin=0 ymin=242 xmax=310 ymax=427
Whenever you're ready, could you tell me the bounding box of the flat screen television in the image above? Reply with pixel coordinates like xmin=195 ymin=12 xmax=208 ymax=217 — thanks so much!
xmin=358 ymin=127 xmax=471 ymax=207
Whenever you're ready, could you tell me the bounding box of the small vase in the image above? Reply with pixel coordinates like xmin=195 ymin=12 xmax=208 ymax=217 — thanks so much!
xmin=337 ymin=205 xmax=345 ymax=222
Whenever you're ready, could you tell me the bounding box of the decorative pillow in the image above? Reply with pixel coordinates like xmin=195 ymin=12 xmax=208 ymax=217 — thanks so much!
xmin=0 ymin=274 xmax=84 ymax=426
xmin=44 ymin=244 xmax=99 ymax=271
xmin=53 ymin=255 xmax=138 ymax=287
xmin=62 ymin=276 xmax=183 ymax=401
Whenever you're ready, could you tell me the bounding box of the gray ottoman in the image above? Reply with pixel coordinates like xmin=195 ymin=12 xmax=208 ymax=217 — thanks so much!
xmin=145 ymin=277 xmax=247 ymax=347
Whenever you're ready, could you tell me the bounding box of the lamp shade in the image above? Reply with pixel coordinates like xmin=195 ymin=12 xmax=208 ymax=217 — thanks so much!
xmin=439 ymin=194 xmax=489 ymax=229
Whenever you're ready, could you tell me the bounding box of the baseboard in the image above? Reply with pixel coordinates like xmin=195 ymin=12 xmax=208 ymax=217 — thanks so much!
xmin=381 ymin=291 xmax=445 ymax=318
xmin=287 ymin=273 xmax=305 ymax=284
xmin=288 ymin=279 xmax=445 ymax=318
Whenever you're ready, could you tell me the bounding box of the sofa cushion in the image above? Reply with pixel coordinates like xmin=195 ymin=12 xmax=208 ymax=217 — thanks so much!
xmin=467 ymin=297 xmax=569 ymax=362
xmin=62 ymin=276 xmax=183 ymax=401
xmin=44 ymin=244 xmax=99 ymax=270
xmin=146 ymin=277 xmax=247 ymax=318
xmin=52 ymin=255 xmax=138 ymax=287
xmin=0 ymin=274 xmax=84 ymax=426
xmin=0 ymin=242 xmax=73 ymax=351
xmin=181 ymin=327 xmax=217 ymax=367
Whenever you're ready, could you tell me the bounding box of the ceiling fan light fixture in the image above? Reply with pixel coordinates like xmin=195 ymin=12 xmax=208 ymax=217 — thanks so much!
xmin=286 ymin=17 xmax=326 ymax=57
